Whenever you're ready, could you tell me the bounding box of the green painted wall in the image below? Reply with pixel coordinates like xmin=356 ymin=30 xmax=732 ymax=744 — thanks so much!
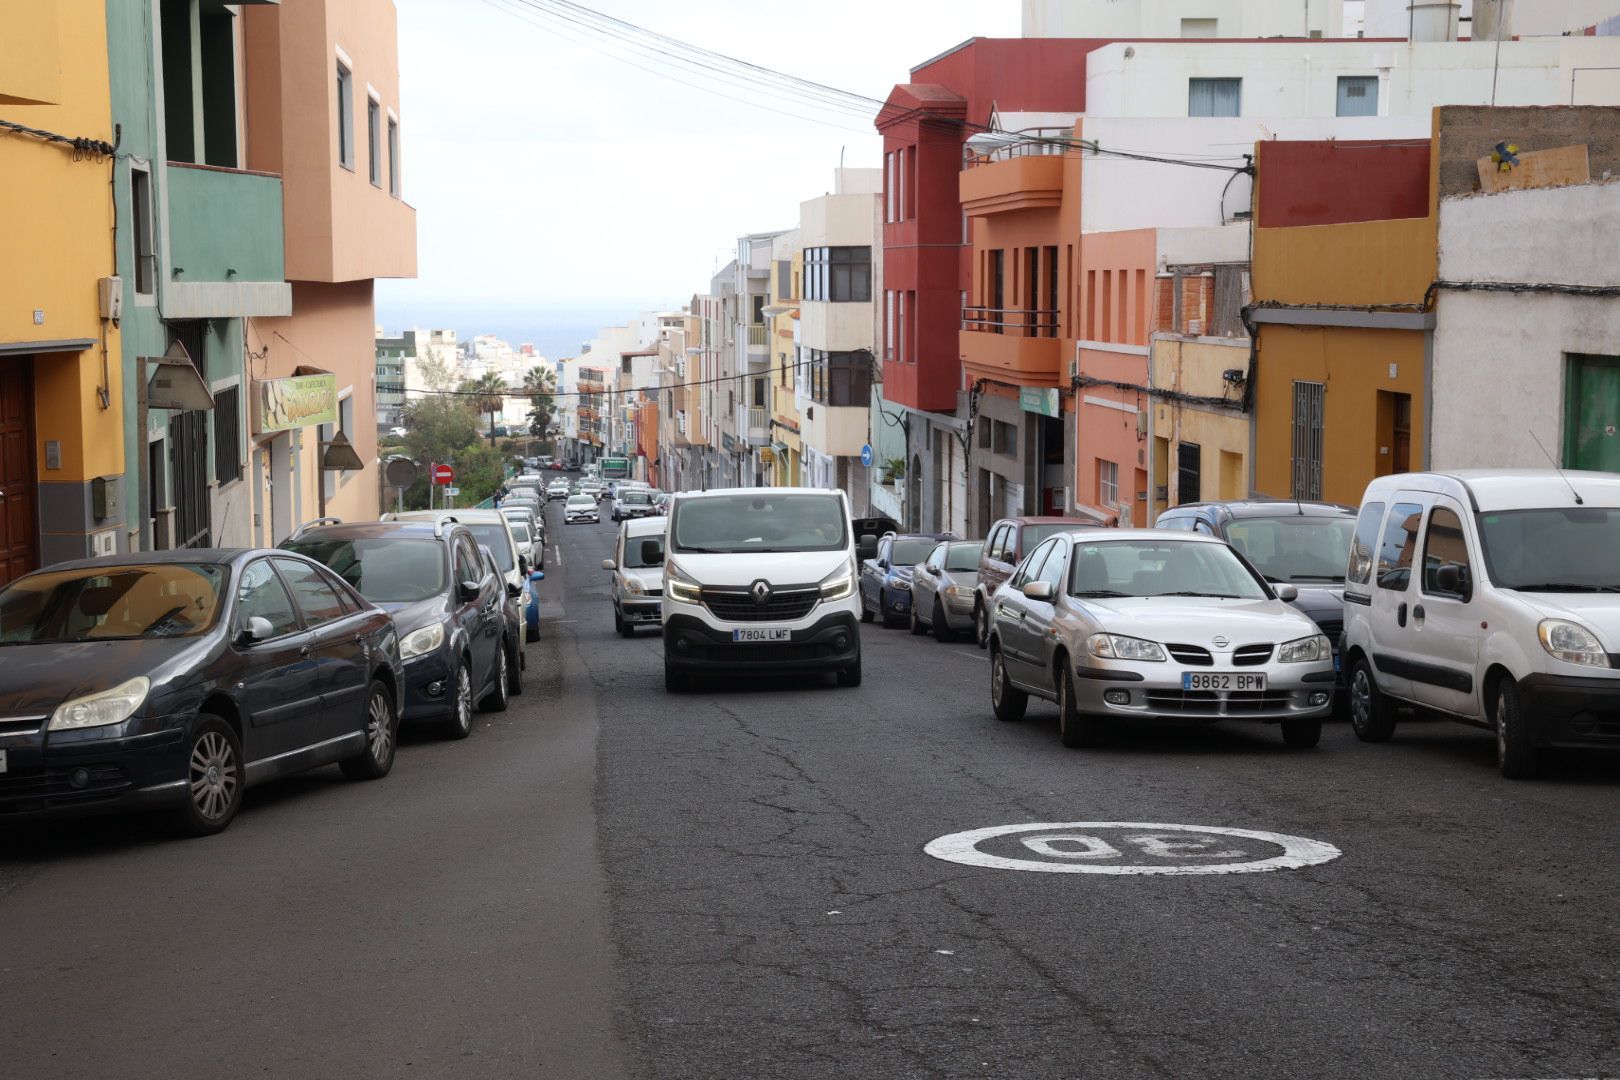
xmin=166 ymin=164 xmax=286 ymax=285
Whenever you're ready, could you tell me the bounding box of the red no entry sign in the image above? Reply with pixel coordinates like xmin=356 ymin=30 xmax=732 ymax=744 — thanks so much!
xmin=431 ymin=463 xmax=455 ymax=486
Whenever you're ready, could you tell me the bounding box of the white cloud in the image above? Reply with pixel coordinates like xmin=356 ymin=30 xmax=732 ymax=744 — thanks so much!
xmin=380 ymin=0 xmax=1020 ymax=316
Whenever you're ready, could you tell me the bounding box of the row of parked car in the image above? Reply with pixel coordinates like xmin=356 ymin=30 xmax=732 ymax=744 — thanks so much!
xmin=850 ymin=470 xmax=1620 ymax=778
xmin=0 ymin=498 xmax=553 ymax=834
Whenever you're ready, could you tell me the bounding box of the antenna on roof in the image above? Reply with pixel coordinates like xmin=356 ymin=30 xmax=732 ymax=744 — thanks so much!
xmin=1529 ymin=430 xmax=1584 ymax=506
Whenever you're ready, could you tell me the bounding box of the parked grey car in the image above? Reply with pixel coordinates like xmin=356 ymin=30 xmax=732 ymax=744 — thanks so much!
xmin=987 ymin=530 xmax=1335 ymax=750
xmin=909 ymin=540 xmax=984 ymax=641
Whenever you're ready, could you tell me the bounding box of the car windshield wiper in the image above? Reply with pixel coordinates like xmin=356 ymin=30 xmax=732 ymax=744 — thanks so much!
xmin=1071 ymin=589 xmax=1131 ymax=598
xmin=674 ymin=546 xmax=725 ymax=554
xmin=1510 ymin=582 xmax=1620 ymax=593
xmin=1288 ymin=574 xmax=1346 ymax=583
xmin=1160 ymin=591 xmax=1243 ymax=599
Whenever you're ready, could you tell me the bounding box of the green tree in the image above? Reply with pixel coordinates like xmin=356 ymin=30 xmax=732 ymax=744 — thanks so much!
xmin=399 ymin=395 xmax=481 ymax=509
xmin=459 ymin=373 xmax=510 ymax=445
xmin=523 ymin=365 xmax=557 ymax=441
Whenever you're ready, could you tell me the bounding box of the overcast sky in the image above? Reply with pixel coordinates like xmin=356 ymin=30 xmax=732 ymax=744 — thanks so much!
xmin=376 ymin=0 xmax=1020 ymax=346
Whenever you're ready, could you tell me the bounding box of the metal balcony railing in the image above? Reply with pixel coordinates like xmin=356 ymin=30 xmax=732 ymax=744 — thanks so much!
xmin=747 ymin=324 xmax=768 ymax=348
xmin=962 ymin=306 xmax=1061 ymax=338
xmin=962 ymin=127 xmax=1075 ymax=170
xmin=747 ymin=406 xmax=769 ymax=437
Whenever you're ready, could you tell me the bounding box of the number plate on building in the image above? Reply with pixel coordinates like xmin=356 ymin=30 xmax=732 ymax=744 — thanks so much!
xmin=1183 ymin=673 xmax=1267 ymax=692
xmin=733 ymin=628 xmax=791 ymax=643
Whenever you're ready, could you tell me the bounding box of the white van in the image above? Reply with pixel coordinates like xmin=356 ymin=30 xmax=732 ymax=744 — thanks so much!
xmin=1341 ymin=470 xmax=1620 ymax=778
xmin=661 ymin=487 xmax=861 ymax=692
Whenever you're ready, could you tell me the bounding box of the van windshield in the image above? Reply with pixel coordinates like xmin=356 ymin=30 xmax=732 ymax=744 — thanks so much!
xmin=1478 ymin=507 xmax=1620 ymax=591
xmin=672 ymin=493 xmax=847 ymax=554
xmin=1225 ymin=515 xmax=1356 ymax=584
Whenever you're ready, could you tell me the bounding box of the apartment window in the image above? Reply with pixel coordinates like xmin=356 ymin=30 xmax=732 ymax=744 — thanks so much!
xmin=897 ymin=291 xmax=907 ymax=364
xmin=387 ymin=116 xmax=399 ymax=195
xmin=777 ymin=259 xmax=791 ymax=299
xmin=808 ymin=350 xmax=872 ymax=408
xmin=1177 ymin=442 xmax=1202 ymax=505
xmin=1099 ymin=460 xmax=1119 ymax=507
xmin=213 ymin=385 xmax=241 ymax=486
xmin=337 ymin=62 xmax=355 ymax=170
xmin=131 ymin=167 xmax=154 ymax=296
xmin=803 ymin=247 xmax=872 ymax=302
xmin=1181 ymin=17 xmax=1218 ymax=37
xmin=367 ymin=97 xmax=381 ymax=186
xmin=753 ymin=378 xmax=766 ymax=408
xmin=885 ymin=152 xmax=896 ymax=222
xmin=1189 ymin=78 xmax=1241 ymax=118
xmin=1337 ymin=76 xmax=1379 ymax=117
xmin=884 ymin=291 xmax=895 ymax=361
xmin=751 ymin=293 xmax=766 ymax=324
xmin=897 ymin=147 xmax=908 ymax=220
xmin=1291 ymin=380 xmax=1326 ymax=501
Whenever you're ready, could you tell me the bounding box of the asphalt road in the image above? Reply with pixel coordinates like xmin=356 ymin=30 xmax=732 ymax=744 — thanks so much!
xmin=5 ymin=504 xmax=1620 ymax=1080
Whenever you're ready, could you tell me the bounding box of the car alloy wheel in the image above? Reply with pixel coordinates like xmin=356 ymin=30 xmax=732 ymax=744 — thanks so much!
xmin=189 ymin=729 xmax=239 ymax=824
xmin=481 ymin=645 xmax=510 ymax=712
xmin=975 ymin=603 xmax=989 ymax=649
xmin=366 ymin=689 xmax=393 ymax=765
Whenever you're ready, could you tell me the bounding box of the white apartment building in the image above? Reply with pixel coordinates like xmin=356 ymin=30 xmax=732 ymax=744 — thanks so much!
xmin=1022 ymin=0 xmax=1345 ymax=39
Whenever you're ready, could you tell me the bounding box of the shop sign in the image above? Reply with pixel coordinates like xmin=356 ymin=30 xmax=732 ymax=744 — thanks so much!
xmin=722 ymin=433 xmax=736 ymax=452
xmin=256 ymin=374 xmax=337 ymax=434
xmin=1020 ymin=386 xmax=1060 ymax=419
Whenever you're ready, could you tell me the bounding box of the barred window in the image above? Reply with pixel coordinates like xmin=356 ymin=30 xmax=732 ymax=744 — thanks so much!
xmin=213 ymin=385 xmax=242 ymax=486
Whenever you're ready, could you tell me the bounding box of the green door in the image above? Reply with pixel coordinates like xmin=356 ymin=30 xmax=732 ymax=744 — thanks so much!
xmin=1565 ymin=355 xmax=1620 ymax=472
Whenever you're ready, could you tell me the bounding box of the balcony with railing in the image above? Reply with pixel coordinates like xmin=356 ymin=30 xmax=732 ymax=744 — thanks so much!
xmin=959 ymin=128 xmax=1072 ymax=217
xmin=960 ymin=306 xmax=1064 ymax=385
xmin=747 ymin=323 xmax=768 ymax=349
xmin=747 ymin=406 xmax=770 ymax=443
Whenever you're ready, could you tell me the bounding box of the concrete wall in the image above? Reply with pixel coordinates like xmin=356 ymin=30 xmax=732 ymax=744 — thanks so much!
xmin=1084 ymin=38 xmax=1620 ymax=119
xmin=1434 ymin=105 xmax=1620 ymax=199
xmin=1022 ymin=0 xmax=1343 ymax=39
xmin=1365 ymin=0 xmax=1620 ymax=38
xmin=1148 ymin=336 xmax=1251 ymax=521
xmin=1431 ymin=180 xmax=1620 ymax=469
xmin=1079 ymin=116 xmax=1431 ymax=233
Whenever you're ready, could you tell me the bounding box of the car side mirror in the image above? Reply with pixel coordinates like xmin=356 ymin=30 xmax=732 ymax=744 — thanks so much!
xmin=602 ymin=559 xmax=617 ymax=571
xmin=1274 ymin=583 xmax=1299 ymax=602
xmin=1021 ymin=581 xmax=1057 ymax=602
xmin=506 ymin=582 xmax=523 ymax=599
xmin=640 ymin=540 xmax=664 ymax=565
xmin=857 ymin=534 xmax=878 ymax=559
xmin=458 ymin=580 xmax=481 ymax=602
xmin=234 ymin=615 xmax=274 ymax=646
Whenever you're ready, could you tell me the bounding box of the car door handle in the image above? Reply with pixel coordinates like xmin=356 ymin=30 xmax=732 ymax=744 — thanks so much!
xmin=1397 ymin=602 xmax=1408 ymax=627
xmin=299 ymin=644 xmax=312 ymax=657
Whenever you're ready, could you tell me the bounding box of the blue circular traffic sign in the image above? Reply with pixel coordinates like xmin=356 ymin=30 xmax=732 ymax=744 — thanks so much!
xmin=860 ymin=444 xmax=874 ymax=468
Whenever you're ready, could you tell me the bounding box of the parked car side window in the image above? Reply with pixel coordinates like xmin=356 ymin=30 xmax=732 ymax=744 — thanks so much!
xmin=987 ymin=525 xmax=1010 ymax=563
xmin=454 ymin=535 xmax=481 ymax=586
xmin=1193 ymin=520 xmax=1216 ymax=536
xmin=1375 ymin=502 xmax=1424 ymax=592
xmin=1421 ymin=507 xmax=1472 ymax=600
xmin=1347 ymin=501 xmax=1385 ymax=586
xmin=925 ymin=545 xmax=945 ymax=572
xmin=274 ymin=559 xmax=349 ymax=628
xmin=1013 ymin=539 xmax=1056 ymax=588
xmin=1037 ymin=540 xmax=1068 ymax=590
xmin=235 ymin=560 xmax=301 ymax=639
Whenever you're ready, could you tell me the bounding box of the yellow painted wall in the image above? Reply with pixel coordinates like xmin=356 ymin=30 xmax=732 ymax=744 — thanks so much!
xmin=1252 ymin=217 xmax=1436 ymax=308
xmin=1253 ymin=326 xmax=1426 ymax=506
xmin=1148 ymin=338 xmax=1252 ymax=522
xmin=0 ymin=0 xmax=123 ymax=483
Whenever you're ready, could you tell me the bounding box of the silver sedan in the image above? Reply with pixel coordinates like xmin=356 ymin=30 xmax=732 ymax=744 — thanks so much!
xmin=987 ymin=530 xmax=1335 ymax=749
xmin=909 ymin=540 xmax=983 ymax=641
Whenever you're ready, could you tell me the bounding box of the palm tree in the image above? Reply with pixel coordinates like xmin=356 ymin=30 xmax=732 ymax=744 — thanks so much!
xmin=522 ymin=365 xmax=557 ymax=441
xmin=459 ymin=373 xmax=510 ymax=445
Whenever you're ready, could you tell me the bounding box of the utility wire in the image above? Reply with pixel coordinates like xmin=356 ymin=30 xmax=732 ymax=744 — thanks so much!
xmin=0 ymin=117 xmax=117 ymax=158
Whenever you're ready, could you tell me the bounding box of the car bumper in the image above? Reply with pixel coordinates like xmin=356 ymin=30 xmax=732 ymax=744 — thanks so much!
xmin=619 ymin=597 xmax=663 ymax=624
xmin=565 ymin=513 xmax=599 ymax=523
xmin=884 ymin=587 xmax=913 ymax=615
xmin=940 ymin=594 xmax=976 ymax=630
xmin=0 ymin=717 xmax=190 ymax=819
xmin=401 ymin=650 xmax=456 ymax=721
xmin=1071 ymin=661 xmax=1336 ymax=722
xmin=1517 ymin=673 xmax=1620 ymax=748
xmin=664 ymin=611 xmax=860 ymax=673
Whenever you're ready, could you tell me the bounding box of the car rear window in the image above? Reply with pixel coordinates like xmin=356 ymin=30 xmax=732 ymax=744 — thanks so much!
xmin=282 ymin=538 xmax=448 ymax=603
xmin=0 ymin=563 xmax=227 ymax=642
xmin=945 ymin=543 xmax=983 ymax=571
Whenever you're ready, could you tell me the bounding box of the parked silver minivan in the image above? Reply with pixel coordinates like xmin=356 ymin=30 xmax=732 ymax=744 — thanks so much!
xmin=1341 ymin=470 xmax=1620 ymax=778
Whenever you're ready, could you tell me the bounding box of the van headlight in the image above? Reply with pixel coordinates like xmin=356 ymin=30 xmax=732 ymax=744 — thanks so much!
xmin=1538 ymin=619 xmax=1610 ymax=667
xmin=49 ymin=677 xmax=150 ymax=731
xmin=1087 ymin=634 xmax=1165 ymax=662
xmin=400 ymin=622 xmax=446 ymax=660
xmin=1278 ymin=634 xmax=1332 ymax=663
xmin=666 ymin=562 xmax=702 ymax=604
xmin=819 ymin=562 xmax=855 ymax=601
xmin=623 ymin=577 xmax=645 ymax=596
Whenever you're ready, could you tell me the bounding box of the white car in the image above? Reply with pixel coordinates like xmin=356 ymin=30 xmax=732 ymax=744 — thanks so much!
xmin=661 ymin=487 xmax=862 ymax=692
xmin=383 ymin=509 xmax=531 ymax=599
xmin=564 ymin=494 xmax=600 ymax=524
xmin=546 ymin=480 xmax=570 ymax=501
xmin=603 ymin=516 xmax=667 ymax=636
xmin=1342 ymin=469 xmax=1620 ymax=779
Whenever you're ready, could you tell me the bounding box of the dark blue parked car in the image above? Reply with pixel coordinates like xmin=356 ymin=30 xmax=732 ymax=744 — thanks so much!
xmin=858 ymin=532 xmax=957 ymax=629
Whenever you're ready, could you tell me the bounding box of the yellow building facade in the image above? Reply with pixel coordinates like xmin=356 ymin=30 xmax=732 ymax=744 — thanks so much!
xmin=0 ymin=0 xmax=126 ymax=583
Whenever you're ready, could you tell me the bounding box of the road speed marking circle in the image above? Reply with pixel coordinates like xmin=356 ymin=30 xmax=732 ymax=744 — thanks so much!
xmin=923 ymin=822 xmax=1340 ymax=876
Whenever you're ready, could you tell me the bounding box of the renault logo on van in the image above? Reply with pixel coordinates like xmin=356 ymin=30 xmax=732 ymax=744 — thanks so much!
xmin=750 ymin=580 xmax=773 ymax=605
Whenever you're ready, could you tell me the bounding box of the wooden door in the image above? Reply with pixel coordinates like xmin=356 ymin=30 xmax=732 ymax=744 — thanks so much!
xmin=0 ymin=364 xmax=39 ymax=587
xmin=1565 ymin=355 xmax=1620 ymax=472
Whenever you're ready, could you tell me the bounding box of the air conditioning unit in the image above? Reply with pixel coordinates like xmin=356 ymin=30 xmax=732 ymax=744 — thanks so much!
xmin=1187 ymin=319 xmax=1203 ymax=336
